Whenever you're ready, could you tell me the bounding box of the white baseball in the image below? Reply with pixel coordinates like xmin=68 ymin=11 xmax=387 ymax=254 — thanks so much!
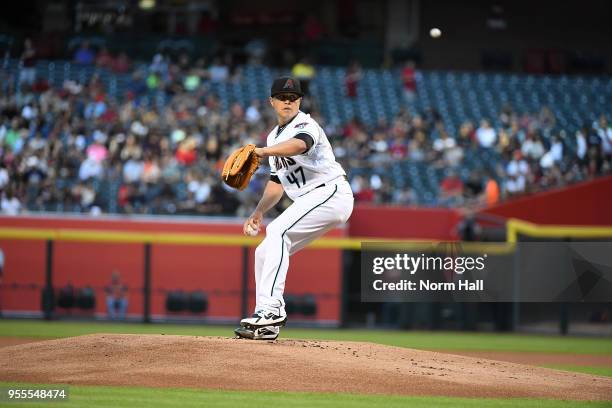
xmin=430 ymin=28 xmax=442 ymax=38
xmin=246 ymin=224 xmax=259 ymax=236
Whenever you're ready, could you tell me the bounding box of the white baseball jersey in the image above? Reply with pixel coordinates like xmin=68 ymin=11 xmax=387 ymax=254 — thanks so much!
xmin=267 ymin=111 xmax=346 ymax=200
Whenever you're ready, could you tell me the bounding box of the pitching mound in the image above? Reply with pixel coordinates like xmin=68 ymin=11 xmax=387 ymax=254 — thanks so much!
xmin=1 ymin=334 xmax=611 ymax=400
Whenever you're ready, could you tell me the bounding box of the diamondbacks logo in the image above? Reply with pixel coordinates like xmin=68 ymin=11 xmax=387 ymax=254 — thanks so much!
xmin=274 ymin=156 xmax=296 ymax=170
xmin=283 ymin=79 xmax=294 ymax=89
xmin=294 ymin=122 xmax=308 ymax=129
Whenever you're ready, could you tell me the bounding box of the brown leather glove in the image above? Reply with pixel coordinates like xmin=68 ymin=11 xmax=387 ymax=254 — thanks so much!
xmin=221 ymin=144 xmax=260 ymax=191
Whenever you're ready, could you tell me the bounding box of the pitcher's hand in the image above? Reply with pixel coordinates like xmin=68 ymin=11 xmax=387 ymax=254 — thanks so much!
xmin=244 ymin=210 xmax=263 ymax=236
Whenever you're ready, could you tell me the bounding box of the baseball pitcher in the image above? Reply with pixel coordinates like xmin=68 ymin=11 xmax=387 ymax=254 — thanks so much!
xmin=233 ymin=77 xmax=354 ymax=340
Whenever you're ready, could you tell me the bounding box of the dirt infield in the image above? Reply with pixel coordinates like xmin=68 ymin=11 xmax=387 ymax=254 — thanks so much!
xmin=1 ymin=334 xmax=611 ymax=400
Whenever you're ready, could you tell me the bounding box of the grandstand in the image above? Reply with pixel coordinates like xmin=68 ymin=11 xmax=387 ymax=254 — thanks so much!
xmin=1 ymin=0 xmax=612 ymax=217
xmin=3 ymin=59 xmax=611 ymax=130
xmin=2 ymin=57 xmax=610 ymax=214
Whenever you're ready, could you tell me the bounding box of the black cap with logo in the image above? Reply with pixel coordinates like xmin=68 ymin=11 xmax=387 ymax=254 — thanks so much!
xmin=270 ymin=76 xmax=304 ymax=97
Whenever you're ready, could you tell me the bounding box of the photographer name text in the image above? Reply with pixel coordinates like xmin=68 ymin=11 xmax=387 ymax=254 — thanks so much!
xmin=372 ymin=279 xmax=484 ymax=291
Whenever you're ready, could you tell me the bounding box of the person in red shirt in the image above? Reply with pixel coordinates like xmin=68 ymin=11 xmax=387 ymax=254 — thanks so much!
xmin=401 ymin=60 xmax=417 ymax=105
xmin=345 ymin=61 xmax=362 ymax=98
xmin=439 ymin=169 xmax=464 ymax=206
xmin=113 ymin=52 xmax=131 ymax=73
xmin=175 ymin=137 xmax=198 ymax=166
xmin=95 ymin=46 xmax=115 ymax=70
xmin=354 ymin=177 xmax=375 ymax=203
xmin=389 ymin=135 xmax=408 ymax=159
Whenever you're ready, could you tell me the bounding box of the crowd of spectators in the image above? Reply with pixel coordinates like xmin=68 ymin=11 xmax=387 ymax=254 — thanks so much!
xmin=0 ymin=41 xmax=611 ymax=216
xmin=336 ymin=102 xmax=610 ymax=207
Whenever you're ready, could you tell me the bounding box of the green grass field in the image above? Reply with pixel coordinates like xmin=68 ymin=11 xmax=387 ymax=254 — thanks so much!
xmin=1 ymin=319 xmax=611 ymax=407
xmin=543 ymin=365 xmax=612 ymax=377
xmin=1 ymin=383 xmax=611 ymax=408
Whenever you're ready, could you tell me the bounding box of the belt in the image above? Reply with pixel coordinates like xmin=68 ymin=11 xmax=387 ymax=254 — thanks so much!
xmin=314 ymin=175 xmax=348 ymax=189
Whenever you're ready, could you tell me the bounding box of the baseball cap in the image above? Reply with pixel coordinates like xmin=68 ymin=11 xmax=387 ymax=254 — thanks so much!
xmin=270 ymin=76 xmax=304 ymax=97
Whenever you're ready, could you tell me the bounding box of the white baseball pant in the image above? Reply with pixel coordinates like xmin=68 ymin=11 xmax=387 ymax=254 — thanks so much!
xmin=254 ymin=178 xmax=354 ymax=316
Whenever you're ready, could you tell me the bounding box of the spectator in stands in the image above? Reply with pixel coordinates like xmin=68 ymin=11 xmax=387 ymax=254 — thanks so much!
xmin=576 ymin=128 xmax=588 ymax=163
xmin=105 ymin=270 xmax=128 ymax=320
xmin=245 ymin=100 xmax=262 ymax=124
xmin=505 ymin=150 xmax=529 ymax=196
xmin=408 ymin=130 xmax=430 ymax=162
xmin=121 ymin=134 xmax=143 ymax=161
xmin=455 ymin=122 xmax=474 ymax=149
xmin=0 ymin=186 xmax=22 ymax=215
xmin=498 ymin=104 xmax=514 ymax=129
xmin=78 ymin=156 xmax=103 ymax=181
xmin=123 ymin=152 xmax=144 ymax=184
xmin=244 ymin=38 xmax=267 ymax=64
xmin=389 ymin=134 xmax=409 ymax=160
xmin=209 ymin=57 xmax=229 ymax=82
xmin=372 ymin=176 xmax=394 ymax=203
xmin=72 ymin=181 xmax=97 ymax=212
xmin=393 ymin=186 xmax=415 ymax=205
xmin=538 ymin=164 xmax=564 ymax=191
xmin=594 ymin=114 xmax=612 ymax=159
xmin=521 ymin=132 xmax=545 ymax=161
xmin=141 ymin=151 xmax=161 ymax=186
xmin=19 ymin=38 xmax=37 ymax=86
xmin=539 ymin=134 xmax=563 ymax=169
xmin=205 ymin=183 xmax=240 ymax=215
xmin=368 ymin=130 xmax=389 ymax=164
xmin=439 ymin=169 xmax=464 ymax=206
xmin=149 ymin=53 xmax=170 ymax=80
xmin=476 ymin=119 xmax=497 ymax=148
xmin=113 ymin=52 xmax=131 ymax=74
xmin=186 ymin=170 xmax=212 ymax=208
xmin=401 ymin=60 xmax=417 ymax=105
xmin=291 ymin=57 xmax=316 ymax=95
xmin=433 ymin=126 xmax=457 ymax=159
xmin=73 ymin=41 xmax=96 ymax=65
xmin=537 ymin=105 xmax=556 ymax=135
xmin=175 ymin=137 xmax=198 ymax=166
xmin=95 ymin=46 xmax=114 ymax=69
xmin=495 ymin=127 xmax=514 ymax=158
xmin=448 ymin=141 xmax=466 ymax=168
xmin=0 ymin=164 xmax=8 ymax=190
xmin=352 ymin=175 xmax=375 ymax=203
xmin=345 ymin=60 xmax=362 ymax=98
xmin=483 ymin=172 xmax=500 ymax=206
xmin=463 ymin=170 xmax=484 ymax=205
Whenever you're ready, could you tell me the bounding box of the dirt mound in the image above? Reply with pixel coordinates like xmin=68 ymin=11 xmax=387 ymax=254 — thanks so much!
xmin=1 ymin=334 xmax=610 ymax=400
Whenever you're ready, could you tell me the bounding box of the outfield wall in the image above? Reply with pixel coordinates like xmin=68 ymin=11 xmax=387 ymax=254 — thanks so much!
xmin=480 ymin=176 xmax=612 ymax=226
xmin=0 ymin=215 xmax=344 ymax=324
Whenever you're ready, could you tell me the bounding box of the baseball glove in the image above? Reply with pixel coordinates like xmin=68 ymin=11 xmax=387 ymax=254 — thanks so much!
xmin=221 ymin=144 xmax=260 ymax=191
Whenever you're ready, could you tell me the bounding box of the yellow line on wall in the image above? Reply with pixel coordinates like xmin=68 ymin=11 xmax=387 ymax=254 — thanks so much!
xmin=0 ymin=226 xmax=514 ymax=253
xmin=506 ymin=218 xmax=612 ymax=242
xmin=8 ymin=219 xmax=610 ymax=251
